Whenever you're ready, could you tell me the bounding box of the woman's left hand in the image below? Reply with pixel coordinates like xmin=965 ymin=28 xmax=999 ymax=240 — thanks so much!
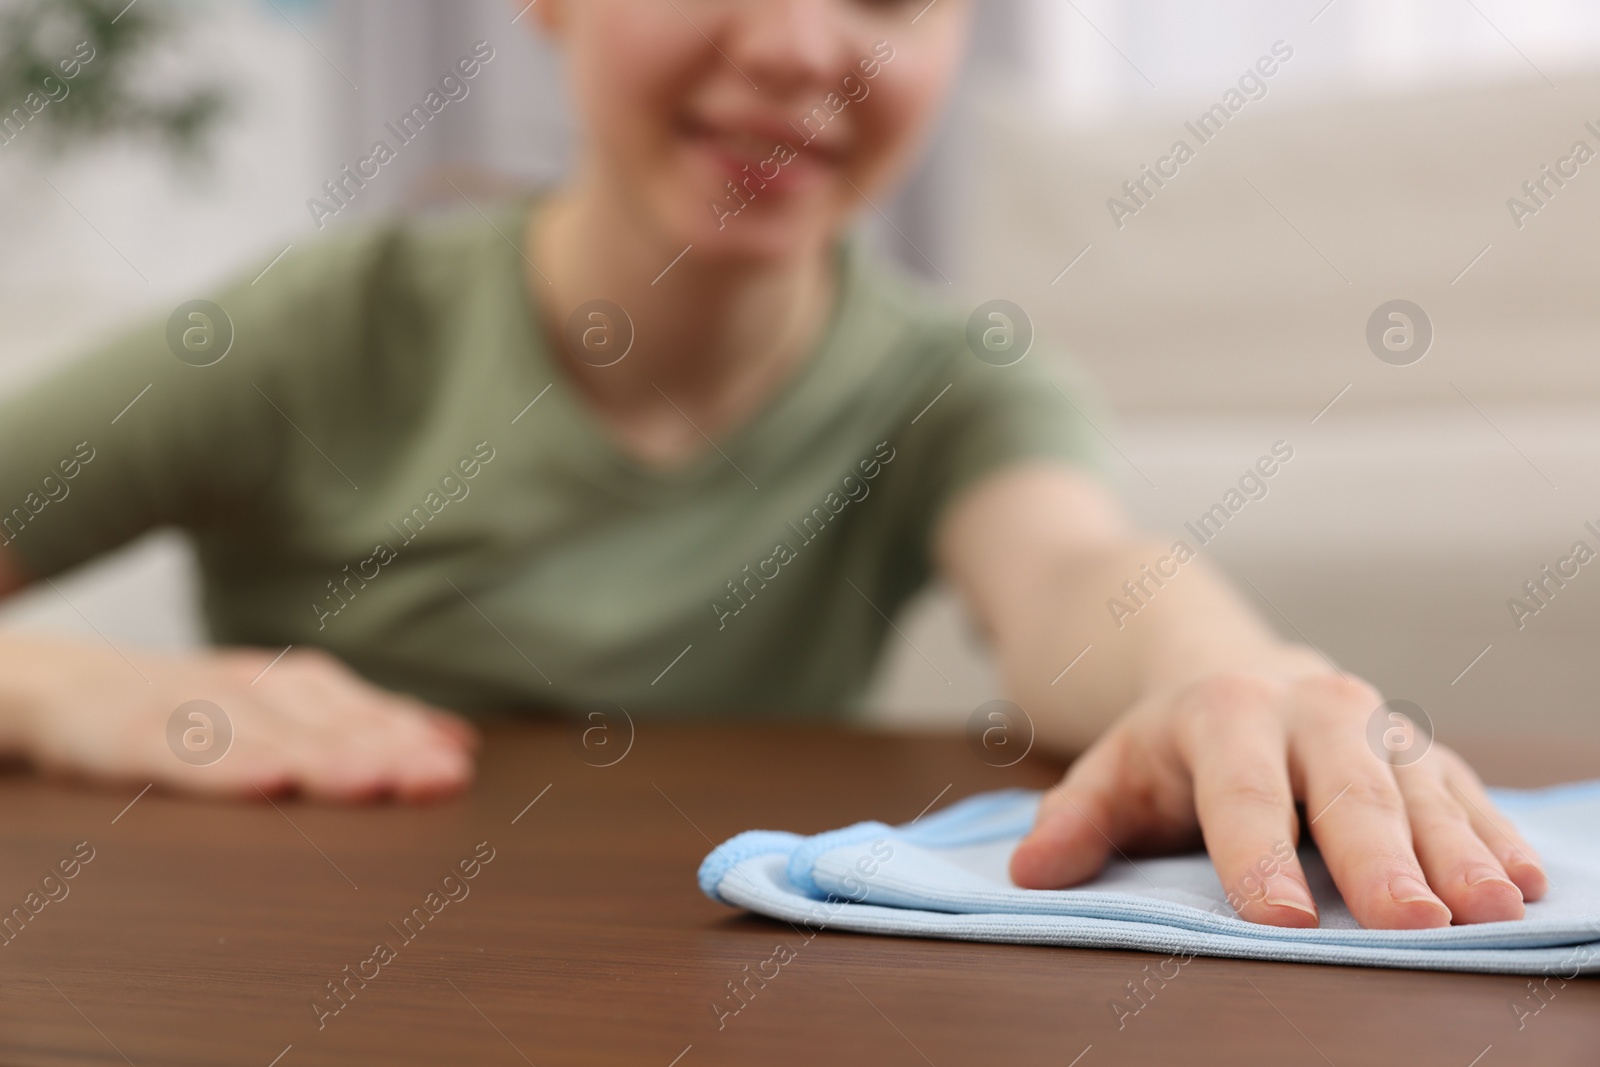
xmin=1008 ymin=671 xmax=1548 ymax=928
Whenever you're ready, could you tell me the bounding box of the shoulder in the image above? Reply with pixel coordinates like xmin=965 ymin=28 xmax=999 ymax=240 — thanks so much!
xmin=213 ymin=201 xmax=528 ymax=397
xmin=840 ymin=243 xmax=1094 ymax=420
xmin=839 ymin=242 xmax=968 ymax=363
xmin=236 ymin=201 xmax=522 ymax=321
xmin=834 ymin=244 xmax=1110 ymax=494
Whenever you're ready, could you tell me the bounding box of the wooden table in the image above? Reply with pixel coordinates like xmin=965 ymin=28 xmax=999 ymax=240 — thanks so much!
xmin=0 ymin=721 xmax=1595 ymax=1066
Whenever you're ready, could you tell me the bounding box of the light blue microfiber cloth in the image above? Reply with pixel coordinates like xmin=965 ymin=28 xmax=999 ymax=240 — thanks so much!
xmin=699 ymin=782 xmax=1600 ymax=974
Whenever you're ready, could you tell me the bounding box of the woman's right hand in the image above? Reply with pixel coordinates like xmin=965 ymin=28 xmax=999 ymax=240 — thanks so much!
xmin=0 ymin=636 xmax=478 ymax=802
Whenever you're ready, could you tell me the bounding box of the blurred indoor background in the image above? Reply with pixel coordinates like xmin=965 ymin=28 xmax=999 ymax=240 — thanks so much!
xmin=2 ymin=0 xmax=1598 ymax=743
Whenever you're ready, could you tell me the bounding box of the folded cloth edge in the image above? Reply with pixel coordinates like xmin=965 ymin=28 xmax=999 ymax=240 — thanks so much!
xmin=700 ymin=782 xmax=1600 ymax=949
xmin=710 ymin=850 xmax=1600 ymax=975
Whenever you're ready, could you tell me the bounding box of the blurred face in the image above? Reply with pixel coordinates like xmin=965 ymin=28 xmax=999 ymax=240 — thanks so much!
xmin=539 ymin=0 xmax=972 ymax=264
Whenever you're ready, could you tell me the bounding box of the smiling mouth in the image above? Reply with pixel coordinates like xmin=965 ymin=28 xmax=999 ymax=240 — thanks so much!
xmin=681 ymin=116 xmax=843 ymax=172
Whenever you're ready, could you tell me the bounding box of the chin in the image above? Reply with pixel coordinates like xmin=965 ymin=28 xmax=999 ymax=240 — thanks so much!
xmin=686 ymin=212 xmax=834 ymax=267
xmin=651 ymin=181 xmax=844 ymax=270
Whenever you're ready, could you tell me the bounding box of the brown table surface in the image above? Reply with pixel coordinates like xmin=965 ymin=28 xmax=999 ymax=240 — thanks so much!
xmin=0 ymin=721 xmax=1595 ymax=1067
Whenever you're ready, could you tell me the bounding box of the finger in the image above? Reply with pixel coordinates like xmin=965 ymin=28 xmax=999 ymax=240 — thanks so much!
xmin=391 ymin=745 xmax=475 ymax=801
xmin=220 ymin=706 xmax=362 ymax=799
xmin=1009 ymin=738 xmax=1124 ymax=889
xmin=202 ymin=694 xmax=395 ymax=803
xmin=244 ymin=697 xmax=391 ymax=801
xmin=248 ymin=655 xmax=355 ymax=730
xmin=365 ymin=718 xmax=475 ymax=802
xmin=379 ymin=699 xmax=480 ymax=756
xmin=269 ymin=656 xmax=477 ymax=758
xmin=347 ymin=699 xmax=477 ymax=800
xmin=1440 ymin=753 xmax=1549 ymax=902
xmin=248 ymin=657 xmax=474 ymax=801
xmin=278 ymin=710 xmax=466 ymax=804
xmin=1180 ymin=677 xmax=1318 ymax=928
xmin=1290 ymin=679 xmax=1451 ymax=929
xmin=1394 ymin=759 xmax=1524 ymax=924
xmin=422 ymin=709 xmax=482 ymax=751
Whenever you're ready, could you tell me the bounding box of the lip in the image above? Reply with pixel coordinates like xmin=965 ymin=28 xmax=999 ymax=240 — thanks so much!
xmin=681 ymin=114 xmax=843 ymax=194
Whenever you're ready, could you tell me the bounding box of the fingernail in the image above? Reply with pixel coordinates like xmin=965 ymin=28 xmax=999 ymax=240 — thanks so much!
xmin=1389 ymin=874 xmax=1443 ymax=906
xmin=1509 ymin=858 xmax=1551 ymax=899
xmin=1512 ymin=857 xmax=1549 ymax=879
xmin=1262 ymin=874 xmax=1318 ymax=919
xmin=1465 ymin=865 xmax=1520 ymax=891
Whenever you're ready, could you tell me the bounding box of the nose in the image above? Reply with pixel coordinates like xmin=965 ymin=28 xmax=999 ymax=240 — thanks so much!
xmin=722 ymin=0 xmax=847 ymax=96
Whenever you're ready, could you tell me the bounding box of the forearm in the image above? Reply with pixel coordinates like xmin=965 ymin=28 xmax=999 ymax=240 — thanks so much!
xmin=990 ymin=539 xmax=1326 ymax=753
xmin=0 ymin=546 xmax=44 ymax=753
xmin=0 ymin=632 xmax=55 ymax=756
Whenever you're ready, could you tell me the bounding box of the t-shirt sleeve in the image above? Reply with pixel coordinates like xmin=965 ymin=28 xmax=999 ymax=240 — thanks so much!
xmin=865 ymin=317 xmax=1118 ymax=607
xmin=896 ymin=315 xmax=1120 ymax=543
xmin=911 ymin=335 xmax=1115 ymax=531
xmin=0 ymin=231 xmax=388 ymax=579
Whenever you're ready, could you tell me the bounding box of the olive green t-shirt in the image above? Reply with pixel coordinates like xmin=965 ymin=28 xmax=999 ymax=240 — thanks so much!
xmin=0 ymin=202 xmax=1102 ymax=717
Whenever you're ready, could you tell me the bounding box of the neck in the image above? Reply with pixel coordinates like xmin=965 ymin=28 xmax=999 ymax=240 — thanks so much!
xmin=529 ymin=177 xmax=836 ymax=417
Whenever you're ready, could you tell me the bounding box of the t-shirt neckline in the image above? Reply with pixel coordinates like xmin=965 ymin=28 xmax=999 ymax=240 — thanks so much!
xmin=497 ymin=196 xmax=864 ymax=489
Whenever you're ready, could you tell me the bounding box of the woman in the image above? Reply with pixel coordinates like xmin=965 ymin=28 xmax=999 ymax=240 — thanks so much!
xmin=0 ymin=0 xmax=1543 ymax=931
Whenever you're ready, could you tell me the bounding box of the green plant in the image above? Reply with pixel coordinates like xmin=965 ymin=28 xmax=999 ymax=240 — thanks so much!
xmin=0 ymin=0 xmax=231 ymax=160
